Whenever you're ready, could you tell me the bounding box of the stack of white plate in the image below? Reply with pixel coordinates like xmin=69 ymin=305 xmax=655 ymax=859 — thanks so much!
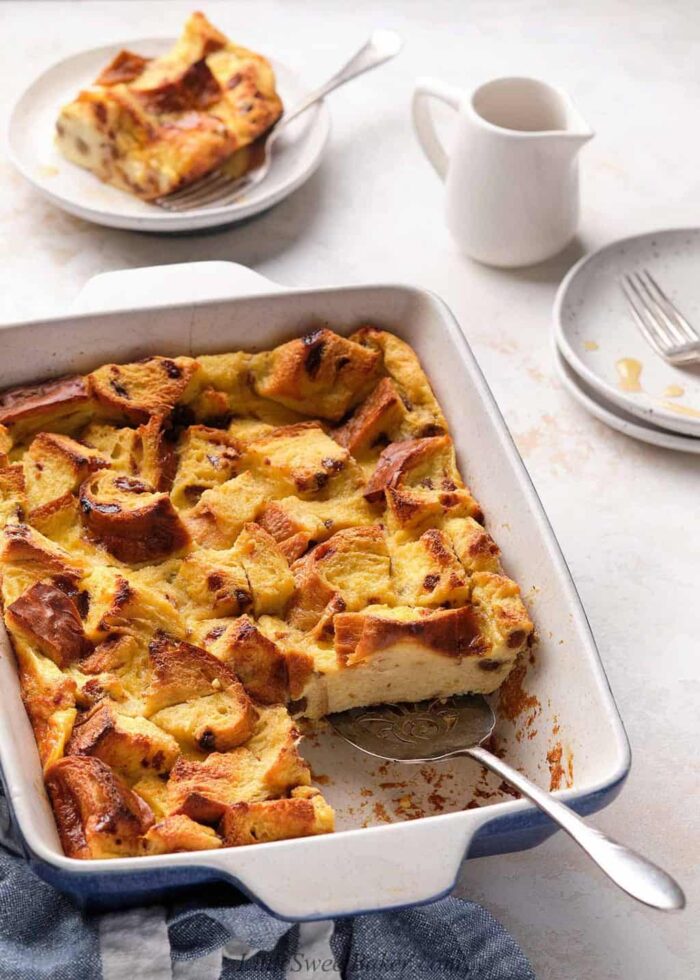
xmin=553 ymin=228 xmax=700 ymax=454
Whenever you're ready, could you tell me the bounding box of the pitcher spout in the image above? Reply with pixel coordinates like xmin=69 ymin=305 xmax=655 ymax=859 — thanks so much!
xmin=559 ymin=92 xmax=594 ymax=145
xmin=563 ymin=126 xmax=594 ymax=144
xmin=552 ymin=127 xmax=594 ymax=162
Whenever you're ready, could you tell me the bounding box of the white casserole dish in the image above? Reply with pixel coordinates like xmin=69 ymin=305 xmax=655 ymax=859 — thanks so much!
xmin=0 ymin=261 xmax=630 ymax=918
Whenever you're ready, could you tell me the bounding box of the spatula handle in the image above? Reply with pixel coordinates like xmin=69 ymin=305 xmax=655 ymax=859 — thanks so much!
xmin=464 ymin=745 xmax=685 ymax=911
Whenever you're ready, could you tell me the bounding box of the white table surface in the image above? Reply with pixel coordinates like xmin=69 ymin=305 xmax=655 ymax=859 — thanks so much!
xmin=1 ymin=2 xmax=698 ymax=977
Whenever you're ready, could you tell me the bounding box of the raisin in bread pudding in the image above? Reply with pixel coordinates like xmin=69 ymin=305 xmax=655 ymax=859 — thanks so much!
xmin=0 ymin=326 xmax=532 ymax=859
xmin=55 ymin=12 xmax=282 ymax=200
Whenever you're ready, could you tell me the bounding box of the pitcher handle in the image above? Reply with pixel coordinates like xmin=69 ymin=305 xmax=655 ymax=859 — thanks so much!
xmin=412 ymin=77 xmax=462 ymax=180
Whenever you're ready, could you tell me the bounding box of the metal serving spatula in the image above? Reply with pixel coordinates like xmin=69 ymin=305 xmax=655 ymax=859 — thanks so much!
xmin=330 ymin=695 xmax=685 ymax=911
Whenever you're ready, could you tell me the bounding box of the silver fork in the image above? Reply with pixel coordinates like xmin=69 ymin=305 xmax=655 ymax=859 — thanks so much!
xmin=155 ymin=29 xmax=403 ymax=212
xmin=620 ymin=269 xmax=700 ymax=365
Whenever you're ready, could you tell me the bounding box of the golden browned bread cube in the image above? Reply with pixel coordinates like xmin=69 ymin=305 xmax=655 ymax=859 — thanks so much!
xmin=0 ymin=464 xmax=26 ymax=526
xmin=168 ymin=705 xmax=310 ymax=823
xmin=0 ymin=375 xmax=91 ymax=440
xmin=0 ymin=524 xmax=83 ymax=611
xmin=76 ymin=632 xmax=154 ymax=713
xmin=144 ymin=632 xmax=254 ymax=711
xmin=288 ymin=526 xmax=393 ymax=632
xmin=251 ymin=329 xmax=381 ymax=421
xmin=442 ymin=516 xmax=502 ymax=574
xmin=384 ymin=485 xmax=483 ymax=534
xmin=152 ymin=691 xmax=256 ymax=754
xmin=79 ymin=471 xmax=190 ymax=563
xmin=333 ymin=377 xmax=406 ymax=456
xmin=20 ymin=492 xmax=81 ymax=552
xmin=89 ymin=356 xmax=199 ymax=423
xmin=79 ymin=566 xmax=186 ymax=644
xmin=187 ymin=352 xmax=306 ymax=428
xmin=170 ymin=425 xmax=241 ymax=510
xmin=366 ymin=433 xmax=484 ymax=536
xmin=5 ymin=580 xmax=91 ymax=667
xmin=45 ymin=755 xmax=154 ymax=858
xmin=175 ymin=547 xmax=253 ymax=619
xmin=184 ymin=471 xmax=271 ymax=548
xmin=23 ymin=432 xmax=109 ymax=514
xmin=389 ymin=528 xmax=470 ymax=608
xmin=230 ymin=522 xmax=294 ymax=616
xmin=245 ymin=422 xmax=354 ymax=497
xmin=0 ymin=523 xmax=83 ymax=580
xmin=11 ymin=634 xmax=77 ymax=770
xmin=80 ymin=417 xmax=177 ymax=492
xmin=0 ymin=425 xmax=12 ymax=465
xmin=66 ymin=700 xmax=180 ymax=780
xmin=143 ymin=814 xmax=221 ymax=854
xmin=470 ymin=571 xmax=534 ymax=659
xmin=199 ymin=616 xmax=289 ymax=705
xmin=221 ymin=786 xmax=334 ymax=846
xmin=258 ymin=492 xmax=374 ymax=562
xmin=350 ymin=326 xmax=447 ymax=438
xmin=173 ymin=522 xmax=293 ymax=621
xmin=364 ymin=434 xmax=462 ymax=504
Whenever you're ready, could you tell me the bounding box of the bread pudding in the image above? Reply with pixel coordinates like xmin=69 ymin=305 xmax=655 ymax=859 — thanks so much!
xmin=55 ymin=12 xmax=282 ymax=200
xmin=0 ymin=326 xmax=533 ymax=859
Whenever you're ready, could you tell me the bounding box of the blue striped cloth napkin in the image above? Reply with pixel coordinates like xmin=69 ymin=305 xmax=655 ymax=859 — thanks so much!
xmin=0 ymin=792 xmax=534 ymax=980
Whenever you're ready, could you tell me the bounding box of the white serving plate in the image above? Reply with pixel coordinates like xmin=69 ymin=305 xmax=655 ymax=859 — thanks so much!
xmin=8 ymin=40 xmax=329 ymax=233
xmin=0 ymin=262 xmax=630 ymax=919
xmin=554 ymin=343 xmax=700 ymax=455
xmin=554 ymin=228 xmax=700 ymax=437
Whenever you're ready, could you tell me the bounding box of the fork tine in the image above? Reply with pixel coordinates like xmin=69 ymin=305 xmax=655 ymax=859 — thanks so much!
xmin=157 ymin=177 xmax=232 ymax=211
xmin=630 ymin=272 xmax=687 ymax=346
xmin=190 ymin=177 xmax=255 ymax=210
xmin=158 ymin=173 xmax=250 ymax=212
xmin=622 ymin=274 xmax=671 ymax=348
xmin=157 ymin=170 xmax=225 ymax=203
xmin=641 ymin=269 xmax=700 ymax=344
xmin=620 ymin=275 xmax=672 ymax=358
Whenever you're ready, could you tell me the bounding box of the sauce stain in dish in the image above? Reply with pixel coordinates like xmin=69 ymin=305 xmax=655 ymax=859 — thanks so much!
xmin=583 ymin=341 xmax=599 ymax=351
xmin=660 ymin=400 xmax=700 ymax=419
xmin=546 ymin=742 xmax=574 ymax=791
xmin=663 ymin=385 xmax=685 ymax=398
xmin=616 ymin=357 xmax=643 ymax=392
xmin=498 ymin=659 xmax=540 ymax=725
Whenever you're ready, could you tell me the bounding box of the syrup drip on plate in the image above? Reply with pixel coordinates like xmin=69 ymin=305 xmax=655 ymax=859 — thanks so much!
xmin=613 ymin=359 xmax=699 ymax=419
xmin=663 ymin=385 xmax=685 ymax=399
xmin=616 ymin=358 xmax=643 ymax=392
xmin=660 ymin=401 xmax=700 ymax=419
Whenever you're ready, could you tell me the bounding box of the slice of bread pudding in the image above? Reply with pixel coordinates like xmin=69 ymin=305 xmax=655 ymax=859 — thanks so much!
xmin=55 ymin=12 xmax=283 ymax=200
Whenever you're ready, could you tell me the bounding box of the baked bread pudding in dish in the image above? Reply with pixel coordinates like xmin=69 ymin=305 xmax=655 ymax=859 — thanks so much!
xmin=0 ymin=326 xmax=533 ymax=859
xmin=55 ymin=12 xmax=282 ymax=200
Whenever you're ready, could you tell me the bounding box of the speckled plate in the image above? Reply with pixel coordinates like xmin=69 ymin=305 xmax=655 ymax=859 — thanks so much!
xmin=554 ymin=229 xmax=700 ymax=437
xmin=7 ymin=39 xmax=329 ymax=233
xmin=554 ymin=344 xmax=700 ymax=455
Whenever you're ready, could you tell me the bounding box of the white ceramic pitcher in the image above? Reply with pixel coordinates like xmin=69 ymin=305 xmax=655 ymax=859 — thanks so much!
xmin=412 ymin=76 xmax=593 ymax=267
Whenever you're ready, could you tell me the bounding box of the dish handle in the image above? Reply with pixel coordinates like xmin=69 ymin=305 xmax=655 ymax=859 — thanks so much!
xmin=191 ymin=812 xmax=486 ymax=920
xmin=71 ymin=261 xmax=284 ymax=314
